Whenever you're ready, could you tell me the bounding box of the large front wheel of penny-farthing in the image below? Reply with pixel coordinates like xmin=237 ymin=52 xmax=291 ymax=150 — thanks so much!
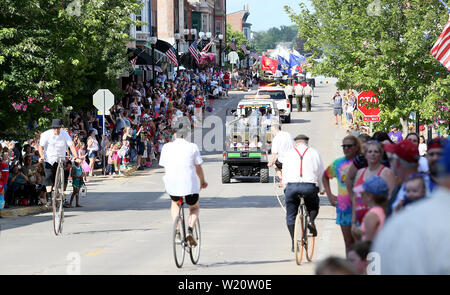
xmin=52 ymin=163 xmax=65 ymax=236
xmin=189 ymin=219 xmax=201 ymax=265
xmin=173 ymin=215 xmax=186 ymax=268
xmin=294 ymin=213 xmax=304 ymax=265
xmin=304 ymin=212 xmax=316 ymax=262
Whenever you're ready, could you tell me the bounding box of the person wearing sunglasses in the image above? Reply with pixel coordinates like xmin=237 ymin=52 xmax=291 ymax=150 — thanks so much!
xmin=322 ymin=135 xmax=361 ymax=257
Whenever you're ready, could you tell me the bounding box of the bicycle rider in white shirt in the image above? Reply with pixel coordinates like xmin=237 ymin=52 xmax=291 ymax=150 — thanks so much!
xmin=38 ymin=119 xmax=79 ymax=204
xmin=280 ymin=134 xmax=325 ymax=252
xmin=159 ymin=121 xmax=208 ymax=246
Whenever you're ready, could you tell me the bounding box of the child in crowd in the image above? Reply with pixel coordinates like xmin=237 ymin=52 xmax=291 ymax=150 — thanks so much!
xmin=112 ymin=142 xmax=122 ymax=175
xmin=315 ymin=257 xmax=357 ymax=275
xmin=347 ymin=241 xmax=372 ymax=275
xmin=105 ymin=143 xmax=115 ymax=178
xmin=352 ymin=176 xmax=388 ymax=242
xmin=34 ymin=163 xmax=47 ymax=205
xmin=395 ymin=175 xmax=427 ymax=211
xmin=119 ymin=141 xmax=129 ymax=170
xmin=68 ymin=160 xmax=85 ymax=208
xmin=156 ymin=134 xmax=165 ymax=160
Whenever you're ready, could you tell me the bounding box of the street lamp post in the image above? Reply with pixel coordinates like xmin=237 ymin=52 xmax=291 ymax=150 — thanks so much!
xmin=183 ymin=29 xmax=190 ymax=70
xmin=149 ymin=36 xmax=158 ymax=87
xmin=218 ymin=34 xmax=223 ymax=70
xmin=174 ymin=33 xmax=181 ymax=77
xmin=190 ymin=28 xmax=197 ymax=69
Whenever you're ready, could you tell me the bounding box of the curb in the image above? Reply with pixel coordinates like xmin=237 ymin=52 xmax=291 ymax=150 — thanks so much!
xmin=0 ymin=205 xmax=51 ymax=218
xmin=0 ymin=165 xmax=141 ymax=218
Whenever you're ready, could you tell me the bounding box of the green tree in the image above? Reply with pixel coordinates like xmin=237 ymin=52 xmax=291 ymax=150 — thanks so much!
xmin=0 ymin=0 xmax=142 ymax=140
xmin=252 ymin=25 xmax=298 ymax=53
xmin=285 ymin=0 xmax=449 ymax=134
xmin=226 ymin=24 xmax=248 ymax=60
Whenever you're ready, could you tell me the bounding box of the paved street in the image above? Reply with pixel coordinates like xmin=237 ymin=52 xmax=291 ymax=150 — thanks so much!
xmin=0 ymin=78 xmax=348 ymax=275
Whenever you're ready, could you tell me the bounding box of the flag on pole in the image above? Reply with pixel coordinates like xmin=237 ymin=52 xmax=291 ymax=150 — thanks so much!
xmin=229 ymin=40 xmax=237 ymax=51
xmin=277 ymin=55 xmax=290 ymax=74
xmin=202 ymin=38 xmax=215 ymax=53
xmin=241 ymin=44 xmax=249 ymax=55
xmin=261 ymin=56 xmax=278 ymax=74
xmin=430 ymin=18 xmax=450 ymax=71
xmin=189 ymin=39 xmax=201 ymax=64
xmin=130 ymin=56 xmax=138 ymax=69
xmin=250 ymin=50 xmax=258 ymax=60
xmin=289 ymin=53 xmax=306 ymax=75
xmin=164 ymin=46 xmax=179 ymax=66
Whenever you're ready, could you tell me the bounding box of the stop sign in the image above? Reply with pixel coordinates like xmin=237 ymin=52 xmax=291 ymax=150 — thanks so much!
xmin=358 ymin=91 xmax=380 ymax=116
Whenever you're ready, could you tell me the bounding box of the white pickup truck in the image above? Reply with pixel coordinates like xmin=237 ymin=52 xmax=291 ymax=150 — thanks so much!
xmin=256 ymin=86 xmax=291 ymax=123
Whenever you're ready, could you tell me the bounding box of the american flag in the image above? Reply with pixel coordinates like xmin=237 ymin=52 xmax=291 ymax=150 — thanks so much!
xmin=130 ymin=56 xmax=138 ymax=69
xmin=250 ymin=50 xmax=258 ymax=60
xmin=229 ymin=40 xmax=237 ymax=51
xmin=189 ymin=39 xmax=201 ymax=64
xmin=430 ymin=18 xmax=450 ymax=71
xmin=165 ymin=46 xmax=179 ymax=66
xmin=202 ymin=38 xmax=215 ymax=53
xmin=241 ymin=44 xmax=249 ymax=55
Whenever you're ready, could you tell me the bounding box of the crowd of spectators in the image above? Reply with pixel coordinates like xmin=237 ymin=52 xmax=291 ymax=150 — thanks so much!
xmin=320 ymin=130 xmax=449 ymax=275
xmin=0 ymin=67 xmax=240 ymax=209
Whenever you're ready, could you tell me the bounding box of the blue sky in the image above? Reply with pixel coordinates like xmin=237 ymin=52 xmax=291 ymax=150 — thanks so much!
xmin=226 ymin=0 xmax=311 ymax=32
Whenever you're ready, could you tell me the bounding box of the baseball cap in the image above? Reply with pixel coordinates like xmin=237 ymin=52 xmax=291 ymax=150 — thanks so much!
xmin=383 ymin=139 xmax=419 ymax=163
xmin=353 ymin=176 xmax=389 ymax=196
xmin=427 ymin=136 xmax=446 ymax=151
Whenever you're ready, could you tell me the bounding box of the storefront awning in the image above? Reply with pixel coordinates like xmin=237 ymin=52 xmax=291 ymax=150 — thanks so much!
xmin=128 ymin=48 xmax=153 ymax=65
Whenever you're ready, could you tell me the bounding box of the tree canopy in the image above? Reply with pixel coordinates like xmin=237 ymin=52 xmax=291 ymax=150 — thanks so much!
xmin=252 ymin=25 xmax=298 ymax=53
xmin=285 ymin=0 xmax=449 ymax=134
xmin=225 ymin=24 xmax=250 ymax=60
xmin=0 ymin=0 xmax=142 ymax=140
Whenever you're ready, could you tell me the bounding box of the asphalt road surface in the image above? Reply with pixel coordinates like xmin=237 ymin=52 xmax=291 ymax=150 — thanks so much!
xmin=0 ymin=78 xmax=349 ymax=275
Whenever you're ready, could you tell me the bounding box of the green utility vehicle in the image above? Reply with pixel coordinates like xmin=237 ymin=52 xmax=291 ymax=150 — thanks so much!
xmin=222 ymin=96 xmax=279 ymax=183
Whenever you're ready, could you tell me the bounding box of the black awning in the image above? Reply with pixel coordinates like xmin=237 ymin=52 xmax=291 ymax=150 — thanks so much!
xmin=128 ymin=48 xmax=153 ymax=65
xmin=155 ymin=39 xmax=173 ymax=53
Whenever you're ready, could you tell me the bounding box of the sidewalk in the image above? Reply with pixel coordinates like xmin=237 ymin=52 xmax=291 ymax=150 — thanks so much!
xmin=0 ymin=163 xmax=140 ymax=218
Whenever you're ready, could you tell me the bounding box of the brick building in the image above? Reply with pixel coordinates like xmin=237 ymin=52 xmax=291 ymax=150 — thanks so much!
xmin=226 ymin=3 xmax=252 ymax=40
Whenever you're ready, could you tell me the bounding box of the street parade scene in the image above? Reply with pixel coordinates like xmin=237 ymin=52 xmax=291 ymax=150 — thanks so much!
xmin=0 ymin=0 xmax=449 ymax=283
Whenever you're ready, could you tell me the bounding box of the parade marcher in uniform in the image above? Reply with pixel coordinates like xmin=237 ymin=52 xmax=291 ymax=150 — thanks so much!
xmin=294 ymin=82 xmax=304 ymax=112
xmin=303 ymin=82 xmax=314 ymax=112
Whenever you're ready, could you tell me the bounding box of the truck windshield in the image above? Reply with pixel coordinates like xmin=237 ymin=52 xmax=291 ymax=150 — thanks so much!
xmin=258 ymin=91 xmax=286 ymax=100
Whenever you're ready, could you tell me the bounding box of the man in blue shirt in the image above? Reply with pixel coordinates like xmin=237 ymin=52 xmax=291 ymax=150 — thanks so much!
xmin=185 ymin=89 xmax=195 ymax=106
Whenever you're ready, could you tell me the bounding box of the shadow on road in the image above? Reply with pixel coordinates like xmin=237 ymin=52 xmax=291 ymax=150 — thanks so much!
xmin=66 ymin=228 xmax=154 ymax=236
xmin=197 ymin=258 xmax=295 ymax=268
xmin=290 ymin=119 xmax=311 ymax=124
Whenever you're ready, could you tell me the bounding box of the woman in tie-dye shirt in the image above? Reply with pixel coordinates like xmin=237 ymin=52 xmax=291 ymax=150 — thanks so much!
xmin=323 ymin=135 xmax=361 ymax=257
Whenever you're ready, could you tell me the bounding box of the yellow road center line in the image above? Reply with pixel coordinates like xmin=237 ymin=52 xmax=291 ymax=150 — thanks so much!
xmin=85 ymin=249 xmax=105 ymax=256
